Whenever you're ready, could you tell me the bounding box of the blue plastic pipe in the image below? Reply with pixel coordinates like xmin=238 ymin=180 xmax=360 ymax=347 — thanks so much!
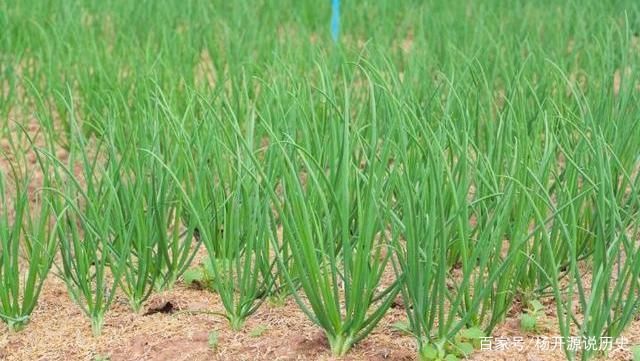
xmin=331 ymin=0 xmax=340 ymax=42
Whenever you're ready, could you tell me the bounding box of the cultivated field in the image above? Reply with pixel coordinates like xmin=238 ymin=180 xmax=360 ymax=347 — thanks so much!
xmin=1 ymin=1 xmax=640 ymax=360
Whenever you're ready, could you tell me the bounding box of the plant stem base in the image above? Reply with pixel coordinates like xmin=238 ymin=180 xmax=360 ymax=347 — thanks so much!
xmin=328 ymin=334 xmax=354 ymax=357
xmin=91 ymin=314 xmax=104 ymax=337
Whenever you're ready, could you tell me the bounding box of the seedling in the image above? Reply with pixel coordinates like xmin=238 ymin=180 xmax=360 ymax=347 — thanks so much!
xmin=633 ymin=345 xmax=640 ymax=361
xmin=208 ymin=331 xmax=220 ymax=350
xmin=520 ymin=300 xmax=545 ymax=333
xmin=250 ymin=325 xmax=268 ymax=337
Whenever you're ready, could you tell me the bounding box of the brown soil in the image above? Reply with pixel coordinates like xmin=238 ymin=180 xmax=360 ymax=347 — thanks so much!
xmin=0 ymin=274 xmax=417 ymax=361
xmin=1 ymin=270 xmax=639 ymax=361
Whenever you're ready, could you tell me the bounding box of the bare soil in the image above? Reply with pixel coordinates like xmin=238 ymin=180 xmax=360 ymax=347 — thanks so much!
xmin=1 ymin=270 xmax=639 ymax=361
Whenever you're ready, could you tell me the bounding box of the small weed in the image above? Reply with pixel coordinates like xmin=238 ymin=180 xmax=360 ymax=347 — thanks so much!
xmin=208 ymin=331 xmax=220 ymax=350
xmin=520 ymin=300 xmax=545 ymax=333
xmin=250 ymin=325 xmax=268 ymax=337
